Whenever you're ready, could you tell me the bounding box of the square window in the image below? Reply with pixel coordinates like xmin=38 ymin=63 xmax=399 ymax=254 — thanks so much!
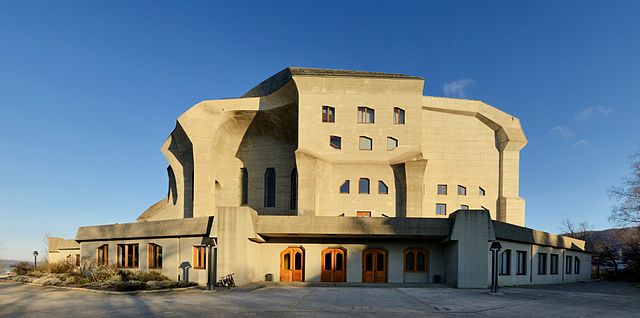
xmin=387 ymin=137 xmax=398 ymax=151
xmin=458 ymin=185 xmax=467 ymax=195
xmin=339 ymin=180 xmax=350 ymax=193
xmin=393 ymin=107 xmax=405 ymax=124
xmin=359 ymin=136 xmax=373 ymax=150
xmin=322 ymin=106 xmax=335 ymax=123
xmin=437 ymin=184 xmax=447 ymax=195
xmin=330 ymin=135 xmax=341 ymax=149
xmin=357 ymin=107 xmax=375 ymax=124
xmin=436 ymin=203 xmax=447 ymax=215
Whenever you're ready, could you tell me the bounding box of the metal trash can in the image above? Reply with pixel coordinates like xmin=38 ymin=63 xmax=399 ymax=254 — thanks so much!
xmin=265 ymin=273 xmax=273 ymax=282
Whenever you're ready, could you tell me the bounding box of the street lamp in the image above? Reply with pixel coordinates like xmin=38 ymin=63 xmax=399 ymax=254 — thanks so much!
xmin=489 ymin=241 xmax=502 ymax=294
xmin=32 ymin=251 xmax=39 ymax=269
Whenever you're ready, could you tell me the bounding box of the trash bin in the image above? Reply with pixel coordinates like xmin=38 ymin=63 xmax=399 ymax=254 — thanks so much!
xmin=433 ymin=275 xmax=441 ymax=284
xmin=265 ymin=273 xmax=273 ymax=282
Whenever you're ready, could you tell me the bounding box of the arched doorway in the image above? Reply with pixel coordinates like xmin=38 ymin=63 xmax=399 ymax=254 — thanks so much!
xmin=362 ymin=248 xmax=387 ymax=283
xmin=321 ymin=247 xmax=346 ymax=282
xmin=280 ymin=247 xmax=304 ymax=282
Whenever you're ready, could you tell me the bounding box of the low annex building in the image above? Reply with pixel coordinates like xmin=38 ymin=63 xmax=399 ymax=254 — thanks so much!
xmin=50 ymin=67 xmax=592 ymax=288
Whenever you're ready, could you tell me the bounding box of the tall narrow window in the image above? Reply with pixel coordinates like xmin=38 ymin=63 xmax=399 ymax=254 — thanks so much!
xmin=193 ymin=246 xmax=206 ymax=270
xmin=550 ymin=254 xmax=559 ymax=275
xmin=75 ymin=254 xmax=80 ymax=267
xmin=359 ymin=136 xmax=373 ymax=150
xmin=479 ymin=187 xmax=486 ymax=196
xmin=499 ymin=249 xmax=511 ymax=275
xmin=339 ymin=180 xmax=350 ymax=194
xmin=359 ymin=178 xmax=370 ymax=194
xmin=538 ymin=253 xmax=547 ymax=275
xmin=148 ymin=243 xmax=163 ymax=269
xmin=458 ymin=185 xmax=467 ymax=195
xmin=264 ymin=168 xmax=276 ymax=207
xmin=378 ymin=180 xmax=388 ymax=194
xmin=290 ymin=168 xmax=297 ymax=210
xmin=437 ymin=184 xmax=447 ymax=195
xmin=516 ymin=251 xmax=527 ymax=275
xmin=330 ymin=135 xmax=342 ymax=149
xmin=322 ymin=106 xmax=335 ymax=123
xmin=97 ymin=244 xmax=108 ymax=266
xmin=116 ymin=244 xmax=139 ymax=268
xmin=241 ymin=168 xmax=248 ymax=205
xmin=575 ymin=257 xmax=580 ymax=274
xmin=565 ymin=255 xmax=573 ymax=274
xmin=393 ymin=107 xmax=405 ymax=124
xmin=387 ymin=137 xmax=398 ymax=151
xmin=357 ymin=107 xmax=375 ymax=124
xmin=436 ymin=203 xmax=447 ymax=215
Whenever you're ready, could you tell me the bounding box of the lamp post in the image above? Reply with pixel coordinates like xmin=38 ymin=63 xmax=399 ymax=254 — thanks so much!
xmin=489 ymin=241 xmax=502 ymax=294
xmin=32 ymin=251 xmax=39 ymax=269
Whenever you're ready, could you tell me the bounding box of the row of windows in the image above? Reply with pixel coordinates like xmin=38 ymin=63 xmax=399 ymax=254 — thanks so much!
xmin=499 ymin=250 xmax=581 ymax=276
xmin=322 ymin=106 xmax=406 ymax=125
xmin=240 ymin=167 xmax=298 ymax=209
xmin=435 ymin=203 xmax=483 ymax=215
xmin=96 ymin=243 xmax=205 ymax=270
xmin=437 ymin=184 xmax=485 ymax=196
xmin=330 ymin=135 xmax=399 ymax=151
xmin=339 ymin=179 xmax=388 ymax=194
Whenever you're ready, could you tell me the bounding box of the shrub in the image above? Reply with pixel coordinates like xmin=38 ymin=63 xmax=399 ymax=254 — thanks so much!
xmin=113 ymin=280 xmax=145 ymax=292
xmin=12 ymin=262 xmax=33 ymax=275
xmin=49 ymin=259 xmax=75 ymax=274
xmin=33 ymin=275 xmax=63 ymax=286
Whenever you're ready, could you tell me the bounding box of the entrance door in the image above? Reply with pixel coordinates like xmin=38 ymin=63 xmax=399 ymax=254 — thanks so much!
xmin=321 ymin=248 xmax=346 ymax=282
xmin=362 ymin=248 xmax=387 ymax=283
xmin=280 ymin=247 xmax=304 ymax=282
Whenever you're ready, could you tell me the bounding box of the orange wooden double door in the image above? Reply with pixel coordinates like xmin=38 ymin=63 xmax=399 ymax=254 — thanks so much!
xmin=362 ymin=248 xmax=387 ymax=283
xmin=321 ymin=248 xmax=346 ymax=282
xmin=280 ymin=247 xmax=305 ymax=282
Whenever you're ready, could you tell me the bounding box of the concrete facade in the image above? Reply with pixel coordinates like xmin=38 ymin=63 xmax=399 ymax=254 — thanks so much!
xmin=50 ymin=67 xmax=591 ymax=288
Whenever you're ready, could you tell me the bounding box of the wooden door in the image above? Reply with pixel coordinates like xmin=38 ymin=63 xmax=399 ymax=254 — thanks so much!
xmin=321 ymin=248 xmax=346 ymax=282
xmin=362 ymin=248 xmax=387 ymax=283
xmin=280 ymin=247 xmax=304 ymax=282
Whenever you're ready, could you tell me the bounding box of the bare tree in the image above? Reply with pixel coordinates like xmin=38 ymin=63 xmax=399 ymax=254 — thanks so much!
xmin=609 ymin=151 xmax=640 ymax=226
xmin=560 ymin=219 xmax=593 ymax=241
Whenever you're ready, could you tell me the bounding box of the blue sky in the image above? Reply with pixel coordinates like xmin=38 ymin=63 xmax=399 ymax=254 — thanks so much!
xmin=1 ymin=1 xmax=639 ymax=260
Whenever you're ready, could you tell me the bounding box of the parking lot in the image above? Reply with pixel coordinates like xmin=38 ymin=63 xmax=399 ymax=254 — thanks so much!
xmin=0 ymin=281 xmax=638 ymax=317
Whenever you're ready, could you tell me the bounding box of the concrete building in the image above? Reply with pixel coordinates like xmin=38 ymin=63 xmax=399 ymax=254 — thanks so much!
xmin=51 ymin=67 xmax=592 ymax=288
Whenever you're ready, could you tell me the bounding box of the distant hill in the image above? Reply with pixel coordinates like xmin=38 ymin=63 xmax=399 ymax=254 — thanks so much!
xmin=0 ymin=259 xmax=24 ymax=274
xmin=587 ymin=227 xmax=637 ymax=247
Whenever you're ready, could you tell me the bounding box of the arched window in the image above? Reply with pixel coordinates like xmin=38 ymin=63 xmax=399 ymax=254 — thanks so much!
xmin=359 ymin=136 xmax=373 ymax=150
xmin=404 ymin=248 xmax=428 ymax=272
xmin=264 ymin=168 xmax=276 ymax=207
xmin=241 ymin=168 xmax=248 ymax=205
xmin=359 ymin=178 xmax=370 ymax=194
xmin=290 ymin=168 xmax=297 ymax=210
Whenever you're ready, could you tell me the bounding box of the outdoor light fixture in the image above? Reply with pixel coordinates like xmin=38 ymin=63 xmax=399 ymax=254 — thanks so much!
xmin=489 ymin=241 xmax=502 ymax=293
xmin=32 ymin=250 xmax=39 ymax=268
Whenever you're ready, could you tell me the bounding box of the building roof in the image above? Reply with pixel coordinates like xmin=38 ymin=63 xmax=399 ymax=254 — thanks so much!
xmin=243 ymin=67 xmax=423 ymax=98
xmin=493 ymin=221 xmax=593 ymax=252
xmin=75 ymin=217 xmax=214 ymax=242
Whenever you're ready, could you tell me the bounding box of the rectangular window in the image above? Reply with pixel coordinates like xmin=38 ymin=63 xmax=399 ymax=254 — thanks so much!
xmin=356 ymin=211 xmax=371 ymax=217
xmin=565 ymin=255 xmax=572 ymax=274
xmin=575 ymin=257 xmax=580 ymax=274
xmin=458 ymin=185 xmax=467 ymax=195
xmin=516 ymin=250 xmax=527 ymax=275
xmin=436 ymin=203 xmax=447 ymax=215
xmin=550 ymin=254 xmax=559 ymax=274
xmin=499 ymin=249 xmax=511 ymax=275
xmin=97 ymin=244 xmax=108 ymax=266
xmin=148 ymin=243 xmax=163 ymax=269
xmin=339 ymin=180 xmax=350 ymax=194
xmin=75 ymin=254 xmax=80 ymax=267
xmin=330 ymin=135 xmax=342 ymax=149
xmin=359 ymin=178 xmax=370 ymax=194
xmin=357 ymin=107 xmax=375 ymax=124
xmin=393 ymin=107 xmax=405 ymax=124
xmin=479 ymin=187 xmax=486 ymax=196
xmin=359 ymin=136 xmax=373 ymax=150
xmin=241 ymin=168 xmax=248 ymax=205
xmin=437 ymin=184 xmax=447 ymax=195
xmin=116 ymin=244 xmax=139 ymax=268
xmin=378 ymin=180 xmax=388 ymax=194
xmin=538 ymin=253 xmax=547 ymax=275
xmin=194 ymin=246 xmax=206 ymax=270
xmin=460 ymin=205 xmax=469 ymax=210
xmin=322 ymin=106 xmax=335 ymax=123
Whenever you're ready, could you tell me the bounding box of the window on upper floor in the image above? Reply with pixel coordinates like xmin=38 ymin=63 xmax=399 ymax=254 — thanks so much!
xmin=458 ymin=185 xmax=467 ymax=195
xmin=387 ymin=137 xmax=398 ymax=151
xmin=241 ymin=168 xmax=248 ymax=205
xmin=436 ymin=203 xmax=447 ymax=215
xmin=378 ymin=180 xmax=388 ymax=194
xmin=460 ymin=205 xmax=469 ymax=210
xmin=393 ymin=107 xmax=405 ymax=124
xmin=356 ymin=211 xmax=371 ymax=217
xmin=264 ymin=168 xmax=276 ymax=208
xmin=339 ymin=180 xmax=350 ymax=194
xmin=359 ymin=178 xmax=370 ymax=194
xmin=359 ymin=136 xmax=373 ymax=150
xmin=479 ymin=187 xmax=486 ymax=196
xmin=330 ymin=135 xmax=342 ymax=149
xmin=437 ymin=184 xmax=447 ymax=195
xmin=322 ymin=106 xmax=335 ymax=123
xmin=290 ymin=168 xmax=297 ymax=211
xmin=357 ymin=107 xmax=375 ymax=124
